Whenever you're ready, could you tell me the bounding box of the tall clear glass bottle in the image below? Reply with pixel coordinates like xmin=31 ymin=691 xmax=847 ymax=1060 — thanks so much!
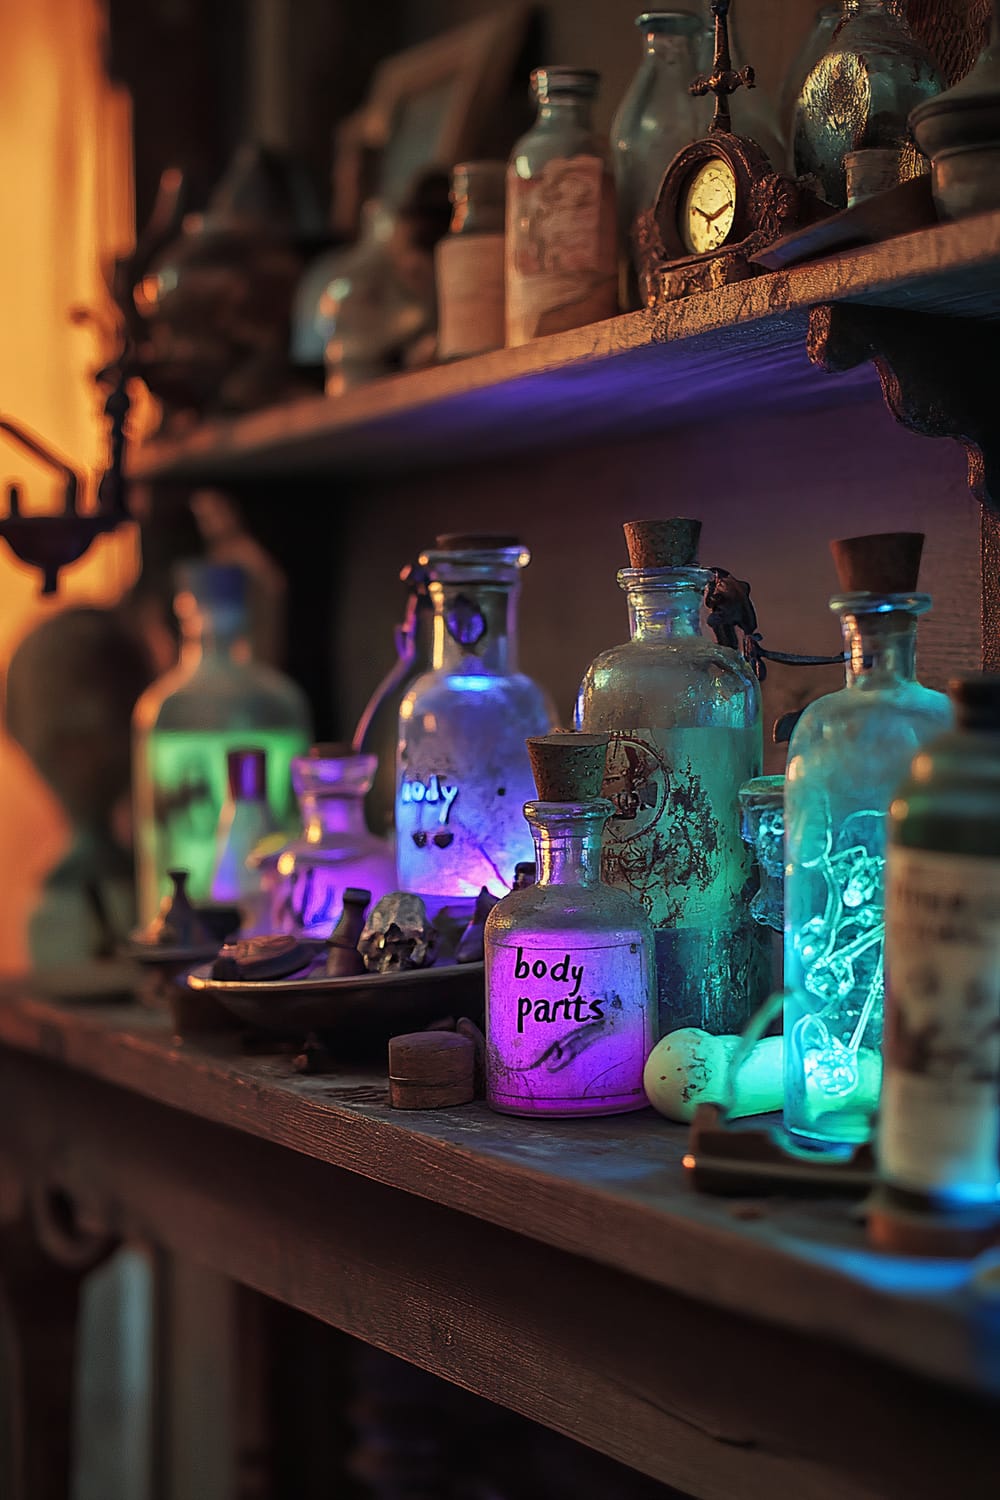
xmin=396 ymin=536 xmax=555 ymax=898
xmin=611 ymin=12 xmax=710 ymax=304
xmin=132 ymin=562 xmax=311 ymax=925
xmin=576 ymin=519 xmax=765 ymax=1036
xmin=485 ymin=733 xmax=656 ymax=1117
xmin=792 ymin=0 xmax=944 ymax=206
xmin=783 ymin=533 xmax=951 ymax=1150
xmin=506 ymin=67 xmax=618 ymax=347
xmin=879 ymin=675 xmax=1000 ymax=1236
xmin=273 ymin=748 xmax=395 ymax=937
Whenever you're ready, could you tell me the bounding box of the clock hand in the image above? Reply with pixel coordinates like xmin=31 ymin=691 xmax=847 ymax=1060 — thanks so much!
xmin=705 ymin=202 xmax=734 ymax=221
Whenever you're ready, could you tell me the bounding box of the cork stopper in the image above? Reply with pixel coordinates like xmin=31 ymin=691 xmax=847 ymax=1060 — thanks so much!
xmin=830 ymin=532 xmax=924 ymax=593
xmin=388 ymin=1031 xmax=475 ymax=1109
xmin=527 ymin=732 xmax=610 ymax=802
xmin=623 ymin=518 xmax=701 ymax=569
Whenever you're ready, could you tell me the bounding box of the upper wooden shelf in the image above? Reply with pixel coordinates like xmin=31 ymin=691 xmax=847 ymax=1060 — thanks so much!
xmin=130 ymin=210 xmax=1000 ymax=484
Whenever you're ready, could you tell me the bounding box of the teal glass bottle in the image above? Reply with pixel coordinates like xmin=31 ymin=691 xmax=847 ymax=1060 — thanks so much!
xmin=576 ymin=518 xmax=766 ymax=1036
xmin=783 ymin=533 xmax=951 ymax=1149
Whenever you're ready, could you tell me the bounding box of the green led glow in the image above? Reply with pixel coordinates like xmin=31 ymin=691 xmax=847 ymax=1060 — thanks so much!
xmin=135 ymin=727 xmax=308 ymax=921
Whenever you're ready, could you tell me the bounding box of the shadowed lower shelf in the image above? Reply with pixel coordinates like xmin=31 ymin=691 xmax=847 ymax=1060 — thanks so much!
xmin=129 ymin=208 xmax=1000 ymax=483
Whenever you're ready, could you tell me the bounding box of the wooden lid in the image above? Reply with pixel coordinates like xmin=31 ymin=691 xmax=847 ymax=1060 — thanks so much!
xmin=388 ymin=1031 xmax=475 ymax=1109
xmin=830 ymin=532 xmax=924 ymax=593
xmin=623 ymin=518 xmax=701 ymax=569
xmin=527 ymin=732 xmax=610 ymax=801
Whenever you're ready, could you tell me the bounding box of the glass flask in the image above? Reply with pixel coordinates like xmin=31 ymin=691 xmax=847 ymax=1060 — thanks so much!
xmin=739 ymin=775 xmax=785 ymax=933
xmin=576 ymin=520 xmax=766 ymax=1036
xmin=132 ymin=563 xmax=311 ymax=926
xmin=778 ymin=4 xmax=841 ymax=165
xmin=485 ymin=734 xmax=656 ymax=1117
xmin=273 ymin=748 xmax=396 ymax=938
xmin=396 ymin=536 xmax=556 ymax=899
xmin=506 ymin=68 xmax=618 ymax=347
xmin=792 ymin=0 xmax=944 ymax=207
xmin=611 ymin=12 xmax=710 ymax=304
xmin=210 ymin=748 xmax=278 ymax=914
xmin=783 ymin=575 xmax=951 ymax=1150
xmin=353 ymin=562 xmax=434 ymax=839
xmin=880 ymin=675 xmax=1000 ymax=1222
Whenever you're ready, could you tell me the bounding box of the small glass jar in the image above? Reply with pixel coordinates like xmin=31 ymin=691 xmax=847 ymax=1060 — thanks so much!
xmin=273 ymin=748 xmax=396 ymax=937
xmin=792 ymin=0 xmax=944 ymax=207
xmin=783 ymin=589 xmax=951 ymax=1149
xmin=739 ymin=775 xmax=785 ymax=933
xmin=436 ymin=161 xmax=506 ymax=360
xmin=396 ymin=536 xmax=555 ymax=898
xmin=506 ymin=67 xmax=618 ymax=347
xmin=611 ymin=13 xmax=710 ymax=305
xmin=485 ymin=795 xmax=656 ymax=1117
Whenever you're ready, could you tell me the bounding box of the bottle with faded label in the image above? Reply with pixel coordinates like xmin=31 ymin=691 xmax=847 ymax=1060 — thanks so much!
xmin=576 ymin=518 xmax=765 ymax=1036
xmin=506 ymin=67 xmax=618 ymax=347
xmin=396 ymin=536 xmax=555 ymax=898
xmin=485 ymin=733 xmax=656 ymax=1117
xmin=878 ymin=674 xmax=1000 ymax=1239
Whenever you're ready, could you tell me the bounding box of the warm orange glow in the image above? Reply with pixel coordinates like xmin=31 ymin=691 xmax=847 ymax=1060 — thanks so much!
xmin=0 ymin=0 xmax=142 ymax=969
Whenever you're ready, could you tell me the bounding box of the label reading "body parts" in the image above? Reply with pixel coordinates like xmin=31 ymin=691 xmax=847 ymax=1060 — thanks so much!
xmin=486 ymin=938 xmax=652 ymax=1114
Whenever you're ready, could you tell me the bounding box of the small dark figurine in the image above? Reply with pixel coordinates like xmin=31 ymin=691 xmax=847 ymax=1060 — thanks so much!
xmin=455 ymin=886 xmax=499 ymax=964
xmin=706 ymin=567 xmax=844 ymax=682
xmin=513 ymin=862 xmax=537 ymax=889
xmin=325 ymin=887 xmax=371 ymax=977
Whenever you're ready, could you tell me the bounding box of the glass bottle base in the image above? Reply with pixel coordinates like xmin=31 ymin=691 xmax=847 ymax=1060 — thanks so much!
xmin=487 ymin=1094 xmax=649 ymax=1119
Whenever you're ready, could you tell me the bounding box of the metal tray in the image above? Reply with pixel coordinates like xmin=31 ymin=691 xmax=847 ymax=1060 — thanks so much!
xmin=186 ymin=958 xmax=485 ymax=1051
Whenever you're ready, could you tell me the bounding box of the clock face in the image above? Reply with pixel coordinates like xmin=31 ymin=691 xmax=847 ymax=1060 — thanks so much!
xmin=681 ymin=158 xmax=738 ymax=255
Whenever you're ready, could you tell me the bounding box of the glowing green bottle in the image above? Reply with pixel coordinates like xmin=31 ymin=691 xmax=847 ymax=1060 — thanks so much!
xmin=132 ymin=563 xmax=311 ymax=925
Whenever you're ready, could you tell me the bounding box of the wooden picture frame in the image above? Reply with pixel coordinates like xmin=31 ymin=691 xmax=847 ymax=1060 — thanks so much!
xmin=332 ymin=3 xmax=532 ymax=237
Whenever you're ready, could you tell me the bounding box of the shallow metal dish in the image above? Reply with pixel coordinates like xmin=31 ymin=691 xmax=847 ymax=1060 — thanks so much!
xmin=186 ymin=959 xmax=484 ymax=1052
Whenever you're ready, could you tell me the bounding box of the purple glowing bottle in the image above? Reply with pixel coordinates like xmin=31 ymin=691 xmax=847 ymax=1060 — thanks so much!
xmin=484 ymin=733 xmax=656 ymax=1117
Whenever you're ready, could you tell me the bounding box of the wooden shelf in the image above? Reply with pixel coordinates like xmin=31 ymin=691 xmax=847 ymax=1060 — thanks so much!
xmin=130 ymin=210 xmax=1000 ymax=484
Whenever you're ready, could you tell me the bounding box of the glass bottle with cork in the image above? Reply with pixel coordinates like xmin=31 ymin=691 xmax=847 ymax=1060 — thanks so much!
xmin=485 ymin=732 xmax=656 ymax=1117
xmin=396 ymin=535 xmax=555 ymax=900
xmin=871 ymin=674 xmax=1000 ymax=1255
xmin=506 ymin=67 xmax=618 ymax=347
xmin=576 ymin=518 xmax=766 ymax=1037
xmin=782 ymin=532 xmax=951 ymax=1151
xmin=436 ymin=162 xmax=507 ymax=361
xmin=132 ymin=562 xmax=311 ymax=925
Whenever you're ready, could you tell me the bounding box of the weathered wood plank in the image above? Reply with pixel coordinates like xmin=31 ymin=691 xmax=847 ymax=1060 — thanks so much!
xmin=0 ymin=992 xmax=993 ymax=1404
xmin=1 ymin=1047 xmax=997 ymax=1500
xmin=128 ymin=211 xmax=1000 ymax=482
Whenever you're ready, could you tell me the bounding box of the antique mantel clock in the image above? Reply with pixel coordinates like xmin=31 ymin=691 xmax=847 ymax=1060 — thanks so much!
xmin=642 ymin=0 xmax=828 ymax=303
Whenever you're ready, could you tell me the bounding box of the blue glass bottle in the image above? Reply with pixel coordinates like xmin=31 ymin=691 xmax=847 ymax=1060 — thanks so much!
xmin=783 ymin=533 xmax=951 ymax=1149
xmin=396 ymin=536 xmax=555 ymax=898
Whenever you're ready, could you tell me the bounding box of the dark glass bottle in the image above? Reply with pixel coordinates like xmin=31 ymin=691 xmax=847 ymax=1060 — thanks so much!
xmin=880 ymin=675 xmax=1000 ymax=1225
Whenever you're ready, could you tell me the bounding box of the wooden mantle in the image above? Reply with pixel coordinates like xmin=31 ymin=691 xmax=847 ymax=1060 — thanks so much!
xmin=129 ymin=209 xmax=1000 ymax=483
xmin=0 ymin=986 xmax=997 ymax=1500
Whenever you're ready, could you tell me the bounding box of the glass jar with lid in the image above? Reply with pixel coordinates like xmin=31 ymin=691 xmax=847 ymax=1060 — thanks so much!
xmin=396 ymin=535 xmax=555 ymax=899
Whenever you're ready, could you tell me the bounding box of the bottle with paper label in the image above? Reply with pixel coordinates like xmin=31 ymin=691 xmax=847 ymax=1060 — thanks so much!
xmin=576 ymin=518 xmax=766 ymax=1037
xmin=506 ymin=67 xmax=618 ymax=347
xmin=485 ymin=733 xmax=656 ymax=1117
xmin=875 ymin=674 xmax=1000 ymax=1251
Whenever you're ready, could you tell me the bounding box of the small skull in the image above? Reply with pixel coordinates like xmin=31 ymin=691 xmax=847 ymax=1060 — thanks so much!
xmin=359 ymin=892 xmax=437 ymax=973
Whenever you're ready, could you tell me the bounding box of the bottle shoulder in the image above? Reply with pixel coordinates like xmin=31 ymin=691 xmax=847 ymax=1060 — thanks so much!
xmin=404 ymin=668 xmax=554 ymax=715
xmin=134 ymin=658 xmax=311 ymax=732
xmin=789 ymin=682 xmax=951 ymax=750
xmin=486 ymin=882 xmax=652 ymax=940
xmin=578 ymin=636 xmax=761 ymax=724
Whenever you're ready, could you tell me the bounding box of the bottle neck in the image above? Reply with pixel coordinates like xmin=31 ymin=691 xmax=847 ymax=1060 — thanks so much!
xmin=527 ymin=802 xmax=610 ymax=889
xmin=535 ymin=95 xmax=595 ymax=131
xmin=431 ymin=582 xmax=518 ymax=673
xmin=840 ymin=611 xmax=918 ymax=688
xmin=623 ymin=570 xmax=707 ymax=642
xmin=300 ymin=793 xmax=368 ymax=844
xmin=181 ymin=610 xmax=252 ymax=668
